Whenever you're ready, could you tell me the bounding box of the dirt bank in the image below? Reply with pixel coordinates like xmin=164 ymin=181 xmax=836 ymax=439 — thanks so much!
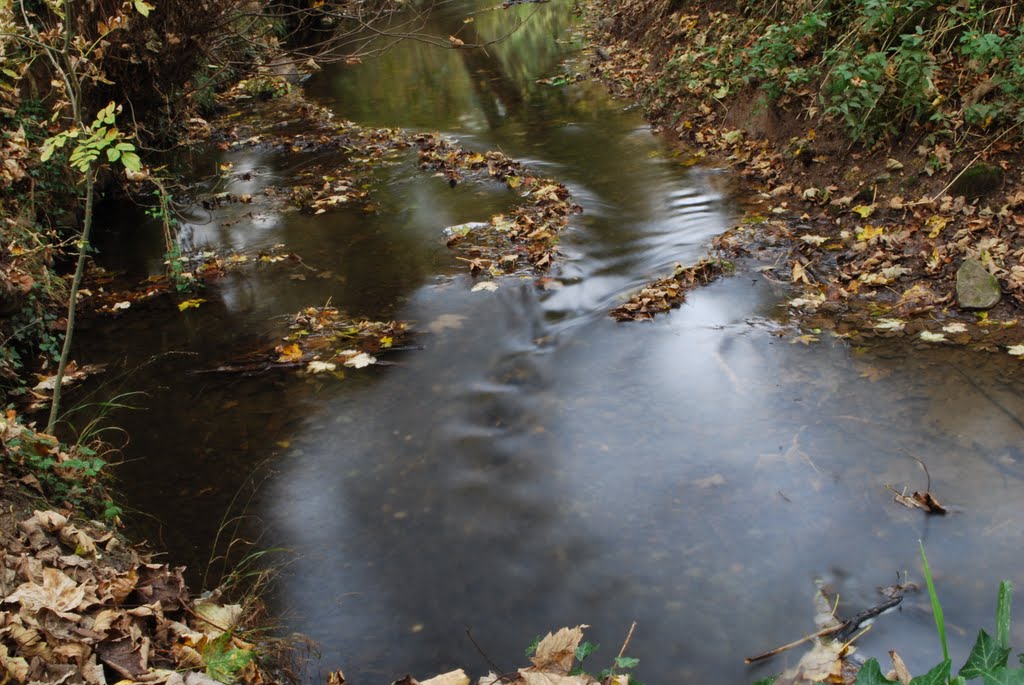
xmin=584 ymin=0 xmax=1024 ymax=351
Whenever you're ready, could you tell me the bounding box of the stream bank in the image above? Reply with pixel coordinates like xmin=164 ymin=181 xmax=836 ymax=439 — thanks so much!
xmin=584 ymin=0 xmax=1024 ymax=348
xmin=9 ymin=1 xmax=1024 ymax=685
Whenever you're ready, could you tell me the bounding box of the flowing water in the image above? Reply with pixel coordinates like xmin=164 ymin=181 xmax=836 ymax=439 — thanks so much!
xmin=79 ymin=1 xmax=1024 ymax=683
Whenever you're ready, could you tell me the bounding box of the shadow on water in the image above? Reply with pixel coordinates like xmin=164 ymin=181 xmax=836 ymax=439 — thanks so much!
xmin=73 ymin=0 xmax=1024 ymax=683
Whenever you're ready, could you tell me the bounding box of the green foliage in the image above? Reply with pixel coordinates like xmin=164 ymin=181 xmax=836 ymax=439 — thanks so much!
xmin=0 ymin=411 xmax=120 ymax=518
xmin=202 ymin=632 xmax=254 ymax=683
xmin=658 ymin=0 xmax=1024 ymax=144
xmin=920 ymin=541 xmax=950 ymax=663
xmin=850 ymin=552 xmax=1018 ymax=685
xmin=40 ymin=102 xmax=141 ymax=174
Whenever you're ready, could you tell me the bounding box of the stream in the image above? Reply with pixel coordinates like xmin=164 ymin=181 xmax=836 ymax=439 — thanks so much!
xmin=78 ymin=1 xmax=1024 ymax=683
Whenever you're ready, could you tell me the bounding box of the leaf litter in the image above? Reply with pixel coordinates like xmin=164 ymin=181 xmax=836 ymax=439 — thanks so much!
xmin=0 ymin=505 xmax=264 ymax=685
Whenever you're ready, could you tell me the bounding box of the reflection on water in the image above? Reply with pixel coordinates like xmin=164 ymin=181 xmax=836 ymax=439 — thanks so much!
xmin=77 ymin=1 xmax=1024 ymax=683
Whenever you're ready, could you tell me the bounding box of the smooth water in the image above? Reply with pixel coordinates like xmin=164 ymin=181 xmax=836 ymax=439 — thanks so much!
xmin=80 ymin=2 xmax=1024 ymax=683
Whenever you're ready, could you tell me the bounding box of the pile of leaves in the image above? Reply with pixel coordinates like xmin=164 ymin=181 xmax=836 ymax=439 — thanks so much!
xmin=416 ymin=134 xmax=581 ymax=273
xmin=79 ymin=246 xmax=307 ymax=316
xmin=205 ymin=306 xmax=411 ymax=376
xmin=0 ymin=506 xmax=264 ymax=685
xmin=211 ymin=90 xmax=580 ymax=277
xmin=381 ymin=625 xmax=644 ymax=685
xmin=611 ymin=259 xmax=731 ymax=321
xmin=585 ymin=0 xmax=1024 ymax=335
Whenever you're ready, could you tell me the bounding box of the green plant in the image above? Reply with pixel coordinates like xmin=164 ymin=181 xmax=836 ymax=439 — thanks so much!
xmin=851 ymin=545 xmax=1017 ymax=685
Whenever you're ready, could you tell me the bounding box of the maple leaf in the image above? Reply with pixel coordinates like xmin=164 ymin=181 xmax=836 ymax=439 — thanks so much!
xmin=1007 ymin=344 xmax=1024 ymax=356
xmin=529 ymin=626 xmax=587 ymax=674
xmin=342 ymin=352 xmax=376 ymax=368
xmin=919 ymin=331 xmax=947 ymax=342
xmin=6 ymin=568 xmax=89 ymax=620
xmin=277 ymin=343 xmax=303 ymax=363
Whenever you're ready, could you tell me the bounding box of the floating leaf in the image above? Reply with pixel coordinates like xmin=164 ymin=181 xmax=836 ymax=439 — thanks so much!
xmin=919 ymin=331 xmax=947 ymax=342
xmin=342 ymin=352 xmax=376 ymax=368
xmin=177 ymin=298 xmax=205 ymax=311
xmin=277 ymin=343 xmax=302 ymax=363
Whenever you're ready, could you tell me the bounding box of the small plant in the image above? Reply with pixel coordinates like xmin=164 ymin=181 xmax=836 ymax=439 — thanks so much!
xmin=851 ymin=544 xmax=1016 ymax=685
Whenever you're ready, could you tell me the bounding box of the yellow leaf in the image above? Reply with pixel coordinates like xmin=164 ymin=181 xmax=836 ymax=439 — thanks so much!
xmin=277 ymin=344 xmax=302 ymax=363
xmin=380 ymin=336 xmax=393 ymax=348
xmin=852 ymin=204 xmax=876 ymax=218
xmin=177 ymin=298 xmax=205 ymax=311
xmin=856 ymin=224 xmax=884 ymax=241
xmin=925 ymin=215 xmax=948 ymax=238
xmin=506 ymin=175 xmax=522 ymax=189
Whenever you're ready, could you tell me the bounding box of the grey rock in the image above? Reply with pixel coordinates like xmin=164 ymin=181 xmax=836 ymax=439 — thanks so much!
xmin=950 ymin=162 xmax=1003 ymax=198
xmin=956 ymin=258 xmax=1001 ymax=310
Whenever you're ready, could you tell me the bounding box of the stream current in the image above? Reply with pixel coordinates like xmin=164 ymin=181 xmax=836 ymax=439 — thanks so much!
xmin=80 ymin=1 xmax=1024 ymax=683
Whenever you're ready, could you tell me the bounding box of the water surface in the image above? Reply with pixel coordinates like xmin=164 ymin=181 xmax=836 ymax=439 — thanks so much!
xmin=80 ymin=2 xmax=1024 ymax=683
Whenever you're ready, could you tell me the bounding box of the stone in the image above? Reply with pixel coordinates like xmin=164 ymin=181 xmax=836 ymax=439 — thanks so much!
xmin=956 ymin=258 xmax=1001 ymax=310
xmin=950 ymin=162 xmax=1003 ymax=198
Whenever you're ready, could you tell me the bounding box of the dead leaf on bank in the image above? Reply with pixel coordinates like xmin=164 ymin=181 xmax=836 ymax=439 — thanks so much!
xmin=774 ymin=640 xmax=845 ymax=685
xmin=528 ymin=625 xmax=587 ymax=674
xmin=420 ymin=670 xmax=470 ymax=685
xmin=791 ymin=261 xmax=811 ymax=284
xmin=5 ymin=567 xmax=88 ymax=620
xmin=890 ymin=651 xmax=912 ymax=685
xmin=194 ymin=602 xmax=243 ymax=637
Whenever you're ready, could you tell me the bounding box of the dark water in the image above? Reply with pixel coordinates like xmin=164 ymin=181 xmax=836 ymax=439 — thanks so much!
xmin=78 ymin=1 xmax=1024 ymax=683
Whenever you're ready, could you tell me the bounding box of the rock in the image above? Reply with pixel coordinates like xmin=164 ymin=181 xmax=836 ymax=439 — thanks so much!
xmin=956 ymin=258 xmax=1001 ymax=310
xmin=950 ymin=162 xmax=1003 ymax=198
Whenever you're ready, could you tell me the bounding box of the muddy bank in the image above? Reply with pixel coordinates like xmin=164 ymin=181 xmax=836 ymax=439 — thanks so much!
xmin=583 ymin=0 xmax=1024 ymax=350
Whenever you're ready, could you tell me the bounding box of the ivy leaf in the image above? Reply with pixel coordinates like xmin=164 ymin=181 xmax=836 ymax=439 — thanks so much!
xmin=982 ymin=667 xmax=1024 ymax=685
xmin=133 ymin=0 xmax=156 ymax=16
xmin=854 ymin=658 xmax=898 ymax=685
xmin=575 ymin=641 xmax=598 ymax=662
xmin=909 ymin=659 xmax=950 ymax=685
xmin=614 ymin=657 xmax=640 ymax=670
xmin=960 ymin=629 xmax=1010 ymax=681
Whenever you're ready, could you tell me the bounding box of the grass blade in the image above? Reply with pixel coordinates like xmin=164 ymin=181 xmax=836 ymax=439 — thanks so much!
xmin=919 ymin=541 xmax=949 ymax=663
xmin=997 ymin=580 xmax=1013 ymax=650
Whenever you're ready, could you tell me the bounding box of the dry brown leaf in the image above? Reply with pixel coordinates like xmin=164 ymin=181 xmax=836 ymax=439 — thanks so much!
xmin=890 ymin=650 xmax=912 ymax=685
xmin=420 ymin=669 xmax=471 ymax=685
xmin=518 ymin=671 xmax=594 ymax=685
xmin=193 ymin=602 xmax=243 ymax=637
xmin=774 ymin=640 xmax=844 ymax=685
xmin=529 ymin=626 xmax=588 ymax=674
xmin=5 ymin=567 xmax=88 ymax=620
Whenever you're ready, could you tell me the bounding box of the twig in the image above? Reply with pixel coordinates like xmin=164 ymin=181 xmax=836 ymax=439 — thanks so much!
xmin=745 ymin=596 xmax=903 ymax=663
xmin=744 ymin=624 xmax=843 ymax=664
xmin=465 ymin=628 xmax=506 ymax=678
xmin=616 ymin=621 xmax=637 ymax=663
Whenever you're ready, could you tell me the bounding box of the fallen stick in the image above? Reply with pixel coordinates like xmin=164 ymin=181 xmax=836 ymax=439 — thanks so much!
xmin=744 ymin=596 xmax=903 ymax=664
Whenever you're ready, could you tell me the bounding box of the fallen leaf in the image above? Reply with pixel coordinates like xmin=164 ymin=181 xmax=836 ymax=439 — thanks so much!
xmin=919 ymin=331 xmax=947 ymax=343
xmin=941 ymin=322 xmax=968 ymax=334
xmin=420 ymin=670 xmax=470 ymax=685
xmin=177 ymin=299 xmax=205 ymax=312
xmin=471 ymin=281 xmax=499 ymax=292
xmin=307 ymin=361 xmax=337 ymax=374
xmin=1007 ymin=344 xmax=1024 ymax=356
xmin=852 ymin=204 xmax=876 ymax=219
xmin=342 ymin=352 xmax=376 ymax=368
xmin=5 ymin=567 xmax=88 ymax=620
xmin=874 ymin=318 xmax=906 ymax=332
xmin=277 ymin=344 xmax=303 ymax=363
xmin=529 ymin=626 xmax=587 ymax=674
